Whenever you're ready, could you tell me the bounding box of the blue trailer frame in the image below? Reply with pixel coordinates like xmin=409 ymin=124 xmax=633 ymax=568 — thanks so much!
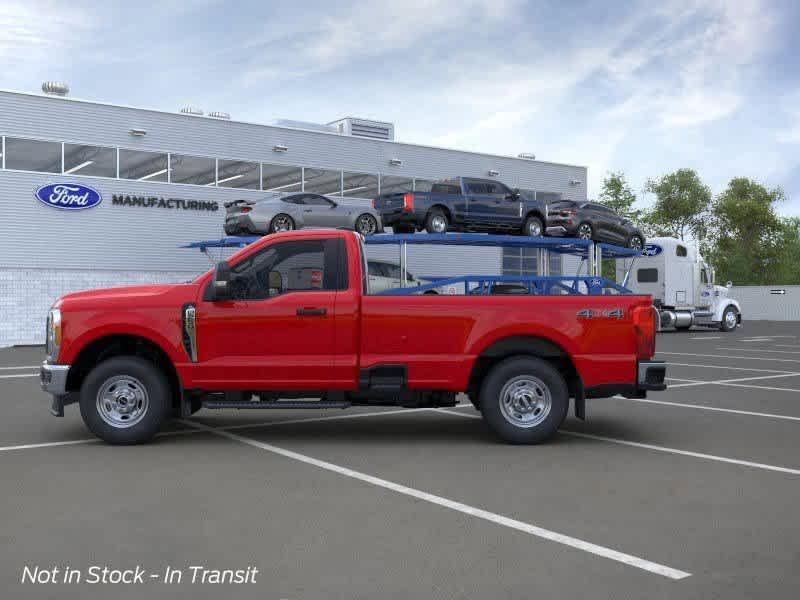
xmin=182 ymin=233 xmax=640 ymax=296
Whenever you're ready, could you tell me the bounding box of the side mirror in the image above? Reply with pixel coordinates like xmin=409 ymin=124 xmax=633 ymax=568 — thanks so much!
xmin=508 ymin=188 xmax=521 ymax=200
xmin=210 ymin=261 xmax=232 ymax=301
xmin=329 ymin=201 xmax=338 ymax=208
xmin=726 ymin=281 xmax=733 ymax=289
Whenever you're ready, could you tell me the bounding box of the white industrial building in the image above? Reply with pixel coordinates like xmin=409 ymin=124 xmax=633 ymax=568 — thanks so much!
xmin=0 ymin=85 xmax=588 ymax=346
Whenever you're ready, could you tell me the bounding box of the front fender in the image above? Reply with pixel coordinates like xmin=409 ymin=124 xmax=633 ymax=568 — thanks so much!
xmin=713 ymin=298 xmax=741 ymax=322
xmin=60 ymin=312 xmax=185 ymax=366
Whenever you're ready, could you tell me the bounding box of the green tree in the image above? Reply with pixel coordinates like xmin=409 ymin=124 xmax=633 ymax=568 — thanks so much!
xmin=643 ymin=169 xmax=711 ymax=241
xmin=707 ymin=178 xmax=786 ymax=285
xmin=598 ymin=171 xmax=640 ymax=220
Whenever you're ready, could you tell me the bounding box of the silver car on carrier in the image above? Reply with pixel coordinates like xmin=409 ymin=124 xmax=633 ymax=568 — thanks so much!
xmin=224 ymin=192 xmax=383 ymax=236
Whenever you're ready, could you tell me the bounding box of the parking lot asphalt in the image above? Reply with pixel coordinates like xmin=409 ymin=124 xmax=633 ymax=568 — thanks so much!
xmin=2 ymin=322 xmax=800 ymax=599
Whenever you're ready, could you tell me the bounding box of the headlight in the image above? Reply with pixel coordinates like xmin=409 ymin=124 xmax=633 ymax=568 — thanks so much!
xmin=46 ymin=308 xmax=62 ymax=361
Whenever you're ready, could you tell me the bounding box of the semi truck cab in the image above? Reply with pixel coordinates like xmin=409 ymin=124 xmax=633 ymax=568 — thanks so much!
xmin=620 ymin=236 xmax=741 ymax=331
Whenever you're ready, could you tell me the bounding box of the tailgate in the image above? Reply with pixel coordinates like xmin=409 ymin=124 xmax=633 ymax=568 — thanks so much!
xmin=373 ymin=193 xmax=407 ymax=212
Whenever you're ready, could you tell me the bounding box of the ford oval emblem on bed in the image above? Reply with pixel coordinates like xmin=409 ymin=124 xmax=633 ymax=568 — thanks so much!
xmin=642 ymin=244 xmax=663 ymax=257
xmin=35 ymin=183 xmax=102 ymax=210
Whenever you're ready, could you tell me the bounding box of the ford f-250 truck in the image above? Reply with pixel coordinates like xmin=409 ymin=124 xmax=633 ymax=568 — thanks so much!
xmin=40 ymin=229 xmax=666 ymax=445
xmin=374 ymin=177 xmax=549 ymax=236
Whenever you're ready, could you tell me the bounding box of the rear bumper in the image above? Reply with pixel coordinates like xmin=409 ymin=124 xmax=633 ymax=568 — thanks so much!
xmin=584 ymin=360 xmax=667 ymax=399
xmin=637 ymin=360 xmax=667 ymax=391
xmin=380 ymin=210 xmax=420 ymax=228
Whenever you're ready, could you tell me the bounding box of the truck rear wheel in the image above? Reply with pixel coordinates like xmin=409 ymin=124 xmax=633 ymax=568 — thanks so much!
xmin=479 ymin=356 xmax=568 ymax=444
xmin=79 ymin=357 xmax=170 ymax=445
xmin=425 ymin=209 xmax=449 ymax=234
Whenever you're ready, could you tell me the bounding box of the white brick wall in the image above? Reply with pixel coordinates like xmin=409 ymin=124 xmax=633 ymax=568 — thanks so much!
xmin=0 ymin=268 xmax=198 ymax=347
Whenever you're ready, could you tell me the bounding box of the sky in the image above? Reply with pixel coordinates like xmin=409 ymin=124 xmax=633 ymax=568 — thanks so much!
xmin=2 ymin=0 xmax=799 ymax=213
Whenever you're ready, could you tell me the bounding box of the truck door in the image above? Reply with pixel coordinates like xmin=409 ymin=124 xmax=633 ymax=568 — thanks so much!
xmin=464 ymin=180 xmax=492 ymax=226
xmin=696 ymin=262 xmax=714 ymax=308
xmin=484 ymin=181 xmax=521 ymax=228
xmin=193 ymin=237 xmax=344 ymax=389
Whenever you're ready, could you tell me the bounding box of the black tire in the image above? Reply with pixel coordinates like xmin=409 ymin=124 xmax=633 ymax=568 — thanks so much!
xmin=628 ymin=234 xmax=644 ymax=250
xmin=523 ymin=215 xmax=544 ymax=237
xmin=269 ymin=214 xmax=295 ymax=233
xmin=479 ymin=356 xmax=568 ymax=444
xmin=425 ymin=208 xmax=449 ymax=234
xmin=423 ymin=290 xmax=439 ymax=295
xmin=576 ymin=222 xmax=593 ymax=240
xmin=720 ymin=306 xmax=739 ymax=332
xmin=354 ymin=213 xmax=379 ymax=235
xmin=79 ymin=356 xmax=170 ymax=445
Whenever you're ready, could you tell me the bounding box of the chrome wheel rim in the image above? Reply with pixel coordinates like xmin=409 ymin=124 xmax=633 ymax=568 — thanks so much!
xmin=577 ymin=224 xmax=592 ymax=240
xmin=356 ymin=214 xmax=377 ymax=235
xmin=96 ymin=375 xmax=149 ymax=429
xmin=498 ymin=375 xmax=552 ymax=428
xmin=629 ymin=236 xmax=643 ymax=250
xmin=273 ymin=215 xmax=293 ymax=231
xmin=431 ymin=215 xmax=447 ymax=233
xmin=527 ymin=220 xmax=542 ymax=236
xmin=725 ymin=309 xmax=737 ymax=329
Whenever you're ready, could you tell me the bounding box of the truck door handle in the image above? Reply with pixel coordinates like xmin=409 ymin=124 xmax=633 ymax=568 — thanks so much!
xmin=296 ymin=307 xmax=327 ymax=316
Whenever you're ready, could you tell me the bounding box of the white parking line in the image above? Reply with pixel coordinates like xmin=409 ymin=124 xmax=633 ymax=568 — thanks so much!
xmin=439 ymin=408 xmax=800 ymax=476
xmin=659 ymin=351 xmax=800 ymax=364
xmin=774 ymin=344 xmax=800 ymax=349
xmin=718 ymin=347 xmax=800 ymax=355
xmin=0 ymin=408 xmax=421 ymax=452
xmin=178 ymin=418 xmax=691 ymax=580
xmin=669 ymin=362 xmax=796 ymax=374
xmin=609 ymin=396 xmax=800 ymax=423
xmin=0 ymin=365 xmax=41 ymax=370
xmin=0 ymin=373 xmax=38 ymax=379
xmin=666 ymin=372 xmax=800 ymax=389
xmin=689 ymin=336 xmax=721 ymax=340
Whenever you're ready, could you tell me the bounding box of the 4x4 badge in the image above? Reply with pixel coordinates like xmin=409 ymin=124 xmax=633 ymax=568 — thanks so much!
xmin=577 ymin=308 xmax=624 ymax=319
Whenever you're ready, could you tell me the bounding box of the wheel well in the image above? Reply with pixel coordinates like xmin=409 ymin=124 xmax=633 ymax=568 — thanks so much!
xmin=524 ymin=210 xmax=544 ymax=223
xmin=467 ymin=336 xmax=580 ymax=404
xmin=66 ymin=335 xmax=182 ymax=412
xmin=427 ymin=204 xmax=452 ymax=222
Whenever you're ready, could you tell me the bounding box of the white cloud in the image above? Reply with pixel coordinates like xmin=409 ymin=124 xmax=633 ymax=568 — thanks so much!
xmin=0 ymin=1 xmax=93 ymax=68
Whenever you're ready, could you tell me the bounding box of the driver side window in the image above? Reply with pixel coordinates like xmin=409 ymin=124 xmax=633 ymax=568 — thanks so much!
xmin=229 ymin=239 xmax=344 ymax=300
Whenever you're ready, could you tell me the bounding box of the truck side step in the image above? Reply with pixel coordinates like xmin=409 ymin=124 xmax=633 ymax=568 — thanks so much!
xmin=202 ymin=400 xmax=351 ymax=410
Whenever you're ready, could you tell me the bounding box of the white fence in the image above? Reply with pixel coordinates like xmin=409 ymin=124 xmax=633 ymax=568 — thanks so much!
xmin=728 ymin=285 xmax=800 ymax=321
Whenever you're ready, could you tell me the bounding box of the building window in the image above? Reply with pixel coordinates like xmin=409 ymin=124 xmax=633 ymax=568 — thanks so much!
xmin=304 ymin=167 xmax=342 ymax=195
xmin=4 ymin=137 xmax=61 ymax=173
xmin=119 ymin=149 xmax=168 ymax=182
xmin=380 ymin=176 xmax=413 ymax=195
xmin=262 ymin=163 xmax=302 ymax=192
xmin=342 ymin=171 xmax=379 ymax=199
xmin=63 ymin=143 xmax=117 ymax=177
xmin=217 ymin=159 xmax=260 ymax=189
xmin=170 ymin=154 xmax=216 ymax=186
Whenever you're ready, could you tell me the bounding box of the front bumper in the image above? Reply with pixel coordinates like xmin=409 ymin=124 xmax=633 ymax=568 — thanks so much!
xmin=40 ymin=362 xmax=74 ymax=417
xmin=224 ymin=214 xmax=259 ymax=235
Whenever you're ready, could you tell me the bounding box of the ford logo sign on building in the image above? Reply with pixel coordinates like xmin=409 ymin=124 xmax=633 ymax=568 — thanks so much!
xmin=35 ymin=183 xmax=102 ymax=210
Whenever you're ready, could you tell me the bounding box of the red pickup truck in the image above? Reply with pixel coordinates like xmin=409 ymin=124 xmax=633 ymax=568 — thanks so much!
xmin=40 ymin=229 xmax=665 ymax=445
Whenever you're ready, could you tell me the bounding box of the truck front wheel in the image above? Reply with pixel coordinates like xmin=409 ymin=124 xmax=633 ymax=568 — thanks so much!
xmin=479 ymin=356 xmax=568 ymax=444
xmin=79 ymin=357 xmax=170 ymax=444
xmin=720 ymin=306 xmax=739 ymax=332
